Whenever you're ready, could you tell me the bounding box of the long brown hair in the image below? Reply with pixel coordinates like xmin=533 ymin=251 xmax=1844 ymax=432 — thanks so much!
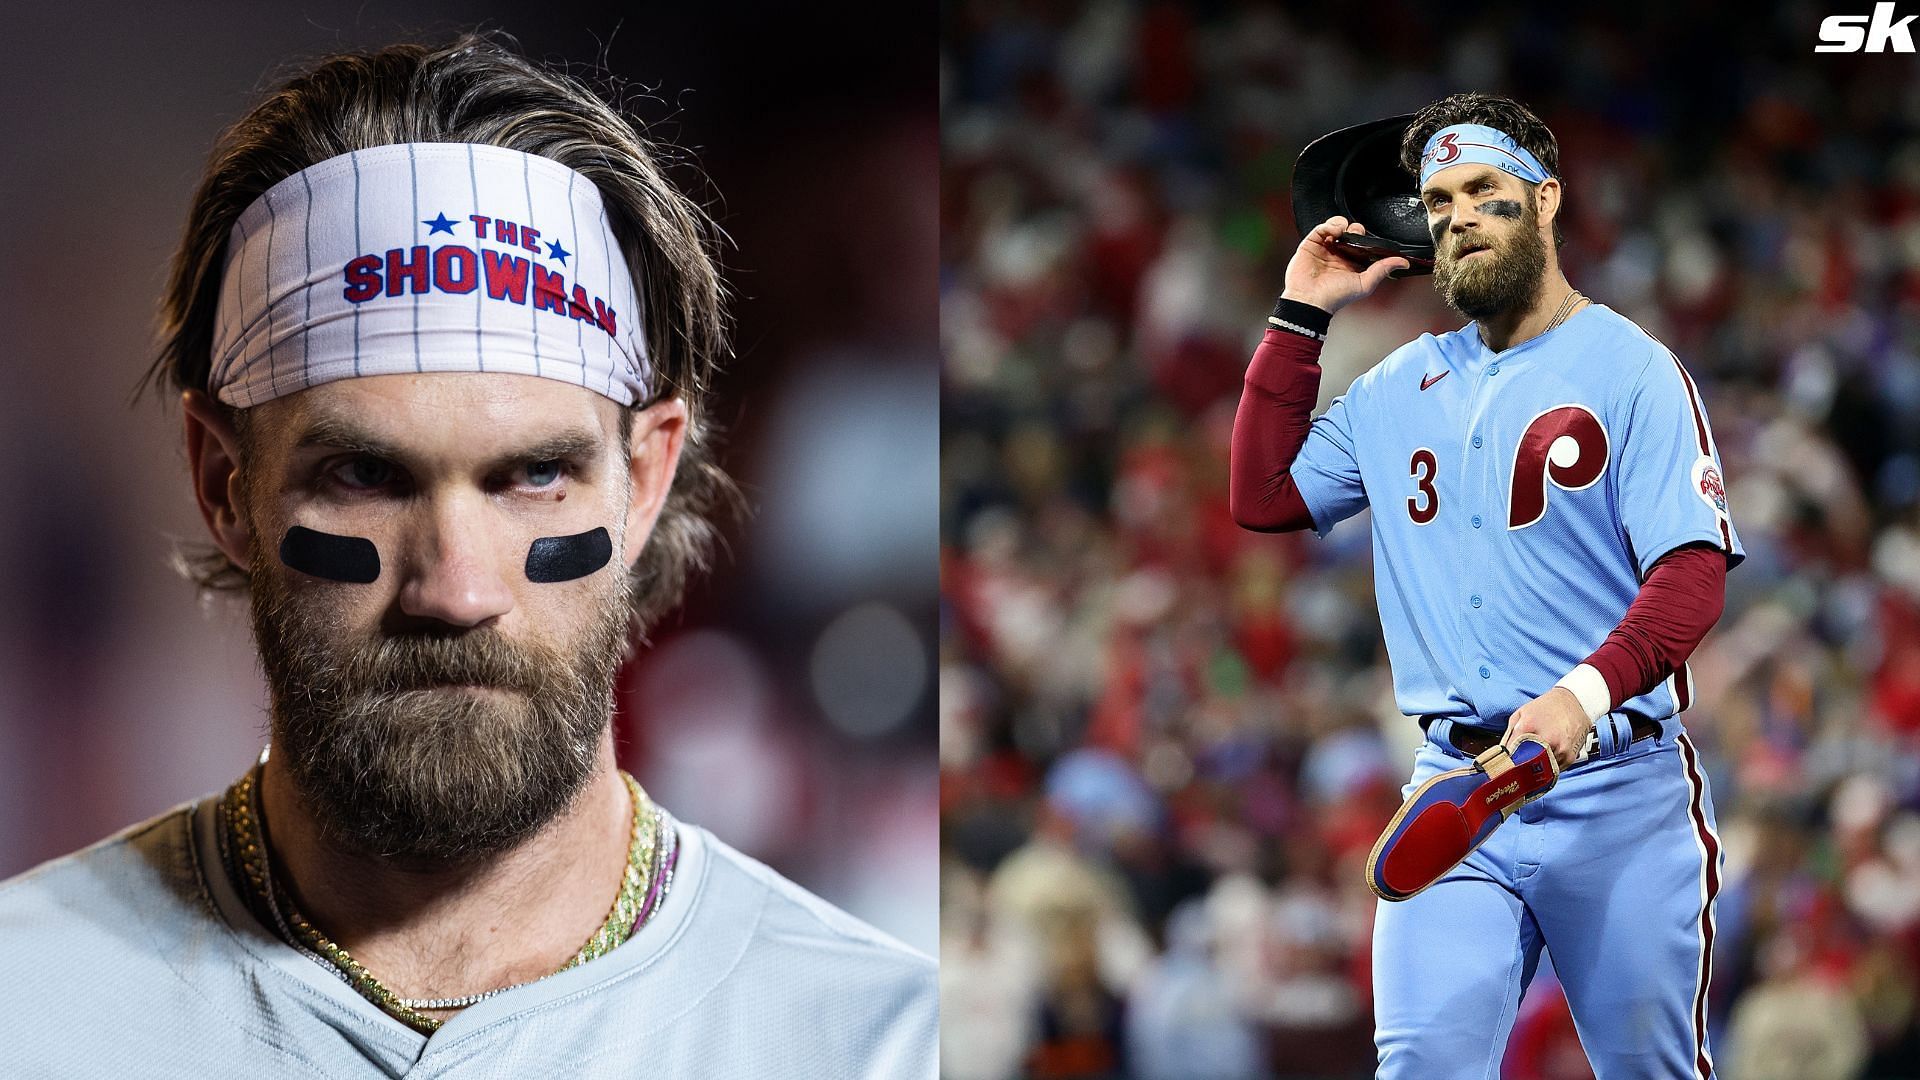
xmin=145 ymin=31 xmax=737 ymax=633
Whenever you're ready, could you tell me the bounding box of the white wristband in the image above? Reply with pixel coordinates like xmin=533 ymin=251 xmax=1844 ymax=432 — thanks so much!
xmin=1554 ymin=664 xmax=1613 ymax=724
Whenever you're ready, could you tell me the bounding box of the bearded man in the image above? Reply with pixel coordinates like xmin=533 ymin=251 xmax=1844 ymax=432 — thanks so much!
xmin=1232 ymin=93 xmax=1742 ymax=1077
xmin=0 ymin=35 xmax=934 ymax=1077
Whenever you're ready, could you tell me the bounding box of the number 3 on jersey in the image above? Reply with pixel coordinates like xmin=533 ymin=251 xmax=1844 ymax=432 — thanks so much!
xmin=1405 ymin=405 xmax=1609 ymax=529
xmin=1407 ymin=448 xmax=1439 ymax=525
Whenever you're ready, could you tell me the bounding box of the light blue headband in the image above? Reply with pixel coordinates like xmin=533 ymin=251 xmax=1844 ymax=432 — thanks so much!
xmin=1418 ymin=123 xmax=1553 ymax=188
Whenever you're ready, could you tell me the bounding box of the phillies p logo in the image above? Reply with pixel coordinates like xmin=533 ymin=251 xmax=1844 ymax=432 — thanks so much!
xmin=1509 ymin=405 xmax=1609 ymax=529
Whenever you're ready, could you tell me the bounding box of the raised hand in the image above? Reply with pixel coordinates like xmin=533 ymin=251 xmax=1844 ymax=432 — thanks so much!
xmin=1281 ymin=216 xmax=1411 ymax=315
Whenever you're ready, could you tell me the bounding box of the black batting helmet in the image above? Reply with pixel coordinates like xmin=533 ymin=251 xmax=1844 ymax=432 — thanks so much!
xmin=1290 ymin=113 xmax=1434 ymax=277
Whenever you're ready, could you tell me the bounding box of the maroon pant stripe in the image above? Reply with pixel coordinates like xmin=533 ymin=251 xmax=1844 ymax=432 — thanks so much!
xmin=1677 ymin=733 xmax=1721 ymax=1078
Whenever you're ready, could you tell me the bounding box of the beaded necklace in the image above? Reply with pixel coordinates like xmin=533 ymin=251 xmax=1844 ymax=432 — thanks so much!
xmin=218 ymin=763 xmax=676 ymax=1034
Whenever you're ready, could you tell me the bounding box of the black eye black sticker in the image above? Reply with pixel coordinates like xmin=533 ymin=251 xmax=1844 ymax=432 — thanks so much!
xmin=525 ymin=526 xmax=612 ymax=583
xmin=279 ymin=526 xmax=380 ymax=584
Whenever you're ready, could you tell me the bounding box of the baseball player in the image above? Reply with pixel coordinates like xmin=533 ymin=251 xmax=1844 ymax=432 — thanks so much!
xmin=0 ymin=35 xmax=934 ymax=1077
xmin=1232 ymin=92 xmax=1743 ymax=1078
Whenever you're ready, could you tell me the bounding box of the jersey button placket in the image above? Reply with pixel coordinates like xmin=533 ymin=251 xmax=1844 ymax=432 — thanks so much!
xmin=1463 ymin=384 xmax=1496 ymax=691
xmin=1469 ymin=437 xmax=1483 ymax=528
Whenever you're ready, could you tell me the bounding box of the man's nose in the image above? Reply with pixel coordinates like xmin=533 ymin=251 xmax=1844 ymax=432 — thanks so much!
xmin=396 ymin=496 xmax=517 ymax=627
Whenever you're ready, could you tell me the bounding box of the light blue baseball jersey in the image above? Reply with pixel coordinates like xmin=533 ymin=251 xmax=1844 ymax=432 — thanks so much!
xmin=1289 ymin=303 xmax=1745 ymax=728
xmin=0 ymin=797 xmax=937 ymax=1078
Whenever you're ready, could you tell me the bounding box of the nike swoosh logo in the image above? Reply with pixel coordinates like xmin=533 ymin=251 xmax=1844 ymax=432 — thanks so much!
xmin=1421 ymin=370 xmax=1450 ymax=391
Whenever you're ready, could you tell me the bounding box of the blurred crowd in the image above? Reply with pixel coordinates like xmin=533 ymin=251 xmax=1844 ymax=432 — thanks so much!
xmin=939 ymin=2 xmax=1920 ymax=1076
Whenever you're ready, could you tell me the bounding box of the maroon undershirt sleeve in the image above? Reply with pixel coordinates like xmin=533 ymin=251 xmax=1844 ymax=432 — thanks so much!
xmin=1229 ymin=328 xmax=1325 ymax=532
xmin=1581 ymin=544 xmax=1728 ymax=709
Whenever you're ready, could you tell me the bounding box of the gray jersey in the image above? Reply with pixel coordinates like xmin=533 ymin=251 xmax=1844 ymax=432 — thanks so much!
xmin=0 ymin=795 xmax=936 ymax=1078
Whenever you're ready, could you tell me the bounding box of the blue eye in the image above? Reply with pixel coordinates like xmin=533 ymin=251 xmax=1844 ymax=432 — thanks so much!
xmin=525 ymin=460 xmax=563 ymax=488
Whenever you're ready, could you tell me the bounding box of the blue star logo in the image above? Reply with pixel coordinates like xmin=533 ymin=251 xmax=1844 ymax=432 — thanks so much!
xmin=546 ymin=238 xmax=571 ymax=265
xmin=423 ymin=212 xmax=457 ymax=236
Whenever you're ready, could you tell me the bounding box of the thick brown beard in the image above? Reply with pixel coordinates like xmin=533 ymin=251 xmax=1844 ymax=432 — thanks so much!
xmin=1433 ymin=194 xmax=1548 ymax=321
xmin=246 ymin=528 xmax=633 ymax=864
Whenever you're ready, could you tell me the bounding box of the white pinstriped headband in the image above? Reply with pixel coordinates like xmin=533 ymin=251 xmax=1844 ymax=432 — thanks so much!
xmin=210 ymin=143 xmax=650 ymax=408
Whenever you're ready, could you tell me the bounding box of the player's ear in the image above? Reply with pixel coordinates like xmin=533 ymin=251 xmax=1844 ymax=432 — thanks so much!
xmin=1535 ymin=178 xmax=1562 ymax=236
xmin=182 ymin=389 xmax=255 ymax=572
xmin=620 ymin=397 xmax=688 ymax=567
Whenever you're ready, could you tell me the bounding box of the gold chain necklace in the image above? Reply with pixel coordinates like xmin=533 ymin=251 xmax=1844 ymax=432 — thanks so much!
xmin=219 ymin=765 xmax=664 ymax=1034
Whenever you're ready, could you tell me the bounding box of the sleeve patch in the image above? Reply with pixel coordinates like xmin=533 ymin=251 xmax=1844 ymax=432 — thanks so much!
xmin=1691 ymin=455 xmax=1728 ymax=518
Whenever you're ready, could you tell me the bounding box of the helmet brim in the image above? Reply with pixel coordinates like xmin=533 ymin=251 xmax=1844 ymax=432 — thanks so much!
xmin=1292 ymin=113 xmax=1435 ymax=277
